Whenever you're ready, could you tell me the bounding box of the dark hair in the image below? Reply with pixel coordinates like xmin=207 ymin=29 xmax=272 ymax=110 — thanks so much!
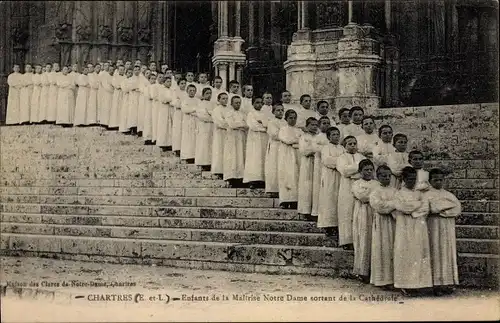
xmin=252 ymin=97 xmax=262 ymax=105
xmin=300 ymin=94 xmax=311 ymax=103
xmin=342 ymin=135 xmax=357 ymax=146
xmin=229 ymin=80 xmax=239 ymax=87
xmin=263 ymin=92 xmax=273 ymax=98
xmin=214 ymin=76 xmax=222 ymax=81
xmin=187 ymin=84 xmax=197 ymax=90
xmin=401 ymin=166 xmax=417 ymax=180
xmin=178 ymin=78 xmax=187 ymax=83
xmin=409 ymin=150 xmax=424 ymax=160
xmin=316 ymin=100 xmax=329 ymax=109
xmin=319 ymin=116 xmax=330 ymax=122
xmin=284 ymin=109 xmax=297 ymax=119
xmin=202 ymin=87 xmax=212 ymax=95
xmin=326 ymin=127 xmax=340 ymax=137
xmin=338 ymin=108 xmax=350 ymax=118
xmin=393 ymin=133 xmax=407 ymax=145
xmin=361 ymin=116 xmax=375 ymax=124
xmin=428 ymin=168 xmax=445 ymax=180
xmin=358 ymin=159 xmax=374 ymax=172
xmin=378 ymin=125 xmax=393 ymax=137
xmin=306 ymin=117 xmax=318 ymax=126
xmin=376 ymin=165 xmax=392 ymax=175
xmin=272 ymin=103 xmax=284 ymax=113
xmin=198 ymin=72 xmax=208 ymax=77
xmin=231 ymin=95 xmax=241 ymax=104
xmin=217 ymin=92 xmax=228 ymax=100
xmin=349 ymin=106 xmax=364 ymax=117
xmin=281 ymin=90 xmax=291 ymax=96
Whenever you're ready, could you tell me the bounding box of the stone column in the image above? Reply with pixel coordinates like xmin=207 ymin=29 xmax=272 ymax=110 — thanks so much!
xmin=299 ymin=1 xmax=309 ymax=30
xmin=236 ymin=64 xmax=243 ymax=84
xmin=334 ymin=24 xmax=382 ymax=114
xmin=248 ymin=1 xmax=255 ymax=45
xmin=218 ymin=62 xmax=228 ymax=91
xmin=229 ymin=62 xmax=236 ymax=82
xmin=219 ymin=1 xmax=228 ymax=38
xmin=234 ymin=1 xmax=241 ymax=37
xmin=348 ymin=1 xmax=354 ymax=24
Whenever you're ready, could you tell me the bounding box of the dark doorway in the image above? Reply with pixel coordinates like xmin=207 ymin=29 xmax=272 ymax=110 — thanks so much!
xmin=171 ymin=1 xmax=213 ymax=74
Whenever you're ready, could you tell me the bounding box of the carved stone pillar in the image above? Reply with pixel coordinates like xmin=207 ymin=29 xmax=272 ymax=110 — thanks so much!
xmin=219 ymin=1 xmax=228 ymax=38
xmin=217 ymin=62 xmax=228 ymax=91
xmin=137 ymin=1 xmax=152 ymax=63
xmin=72 ymin=1 xmax=92 ymax=65
xmin=95 ymin=1 xmax=113 ymax=62
xmin=334 ymin=24 xmax=382 ymax=114
xmin=234 ymin=1 xmax=241 ymax=38
xmin=236 ymin=64 xmax=243 ymax=84
xmin=115 ymin=1 xmax=135 ymax=61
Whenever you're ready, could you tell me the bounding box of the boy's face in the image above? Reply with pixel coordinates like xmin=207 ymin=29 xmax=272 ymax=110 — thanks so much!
xmin=53 ymin=64 xmax=60 ymax=72
xmin=361 ymin=165 xmax=374 ymax=180
xmin=263 ymin=94 xmax=273 ymax=105
xmin=281 ymin=92 xmax=291 ymax=104
xmin=286 ymin=113 xmax=297 ymax=126
xmin=377 ymin=169 xmax=392 ymax=186
xmin=230 ymin=84 xmax=239 ymax=94
xmin=430 ymin=174 xmax=444 ymax=190
xmin=95 ymin=65 xmax=101 ymax=73
xmin=308 ymin=121 xmax=319 ymax=134
xmin=149 ymin=75 xmax=157 ymax=84
xmin=108 ymin=67 xmax=115 ymax=75
xmin=145 ymin=70 xmax=152 ymax=79
xmin=328 ymin=131 xmax=341 ymax=145
xmin=232 ymin=98 xmax=241 ymax=110
xmin=301 ymin=96 xmax=311 ymax=109
xmin=244 ymin=86 xmax=253 ymax=98
xmin=340 ymin=111 xmax=350 ymax=124
xmin=126 ymin=70 xmax=133 ymax=78
xmin=165 ymin=70 xmax=173 ymax=78
xmin=344 ymin=138 xmax=358 ymax=153
xmin=125 ymin=62 xmax=132 ymax=69
xmin=404 ymin=173 xmax=417 ymax=189
xmin=317 ymin=102 xmax=329 ymax=115
xmin=187 ymin=86 xmax=196 ymax=97
xmin=87 ymin=65 xmax=94 ymax=73
xmin=133 ymin=67 xmax=140 ymax=76
xmin=219 ymin=94 xmax=228 ymax=106
xmin=25 ymin=65 xmax=33 ymax=73
xmin=319 ymin=119 xmax=331 ymax=132
xmin=13 ymin=65 xmax=20 ymax=73
xmin=198 ymin=74 xmax=208 ymax=84
xmin=253 ymin=98 xmax=263 ymax=110
xmin=103 ymin=63 xmax=110 ymax=71
xmin=164 ymin=78 xmax=172 ymax=88
xmin=62 ymin=66 xmax=69 ymax=74
xmin=116 ymin=60 xmax=123 ymax=67
xmin=35 ymin=66 xmax=42 ymax=73
xmin=45 ymin=65 xmax=51 ymax=72
xmin=118 ymin=66 xmax=125 ymax=75
xmin=174 ymin=73 xmax=182 ymax=81
xmin=214 ymin=78 xmax=222 ymax=89
xmin=157 ymin=75 xmax=165 ymax=84
xmin=351 ymin=110 xmax=364 ymax=124
xmin=149 ymin=63 xmax=156 ymax=71
xmin=71 ymin=64 xmax=78 ymax=72
xmin=82 ymin=68 xmax=89 ymax=75
xmin=410 ymin=153 xmax=424 ymax=169
xmin=179 ymin=81 xmax=187 ymax=90
xmin=141 ymin=65 xmax=148 ymax=73
xmin=274 ymin=106 xmax=284 ymax=119
xmin=203 ymin=90 xmax=212 ymax=100
xmin=362 ymin=118 xmax=375 ymax=134
xmin=186 ymin=72 xmax=194 ymax=82
xmin=394 ymin=138 xmax=408 ymax=152
xmin=379 ymin=127 xmax=393 ymax=143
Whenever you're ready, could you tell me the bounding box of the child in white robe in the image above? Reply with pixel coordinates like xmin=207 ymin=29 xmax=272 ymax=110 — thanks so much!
xmin=126 ymin=66 xmax=141 ymax=135
xmin=6 ymin=64 xmax=22 ymax=125
xmin=30 ymin=65 xmax=43 ymax=123
xmin=240 ymin=85 xmax=254 ymax=115
xmin=261 ymin=92 xmax=274 ymax=120
xmin=211 ymin=76 xmax=226 ymax=103
xmin=74 ymin=67 xmax=90 ymax=126
xmin=317 ymin=127 xmax=345 ymax=237
xmin=296 ymin=94 xmax=318 ymax=130
xmin=39 ymin=64 xmax=52 ymax=123
xmin=100 ymin=68 xmax=115 ymax=128
xmin=195 ymin=73 xmax=212 ymax=100
xmin=56 ymin=66 xmax=76 ymax=126
xmin=337 ymin=136 xmax=365 ymax=249
xmin=19 ymin=64 xmax=34 ymax=124
xmin=143 ymin=73 xmax=157 ymax=143
xmin=424 ymin=168 xmax=461 ymax=295
xmin=297 ymin=117 xmax=319 ymax=216
xmin=118 ymin=69 xmax=133 ymax=133
xmin=341 ymin=106 xmax=365 ymax=139
xmin=393 ymin=166 xmax=432 ymax=295
xmin=157 ymin=77 xmax=174 ymax=150
xmin=372 ymin=125 xmax=395 ymax=168
xmin=311 ymin=116 xmax=331 ymax=220
xmin=336 ymin=108 xmax=351 ymax=141
xmin=195 ymin=87 xmax=215 ymax=169
xmin=243 ymin=97 xmax=269 ymax=188
xmin=172 ymin=79 xmax=187 ymax=156
xmin=137 ymin=69 xmax=151 ymax=135
xmin=409 ymin=150 xmax=430 ymax=191
xmin=223 ymin=96 xmax=248 ymax=187
xmin=278 ymin=109 xmax=302 ymax=209
xmin=47 ymin=63 xmax=61 ymax=123
xmin=356 ymin=116 xmax=379 ymax=159
xmin=86 ymin=64 xmax=99 ymax=126
xmin=109 ymin=66 xmax=125 ymax=129
xmin=315 ymin=100 xmax=331 ymax=121
xmin=152 ymin=73 xmax=164 ymax=143
xmin=352 ymin=159 xmax=379 ymax=282
xmin=369 ymin=165 xmax=397 ymax=288
xmin=387 ymin=133 xmax=410 ymax=189
xmin=265 ymin=104 xmax=286 ymax=196
xmin=180 ymin=84 xmax=200 ymax=163
xmin=211 ymin=93 xmax=229 ymax=178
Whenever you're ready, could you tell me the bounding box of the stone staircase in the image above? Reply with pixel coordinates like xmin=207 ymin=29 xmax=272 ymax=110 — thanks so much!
xmin=0 ymin=125 xmax=498 ymax=288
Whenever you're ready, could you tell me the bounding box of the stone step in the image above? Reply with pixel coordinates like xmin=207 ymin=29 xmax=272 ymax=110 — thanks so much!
xmin=0 ymin=195 xmax=280 ymax=208
xmin=0 ymin=163 xmax=201 ymax=174
xmin=1 ymin=179 xmax=228 ymax=188
xmin=0 ymin=223 xmax=336 ymax=247
xmin=0 ymin=233 xmax=498 ymax=287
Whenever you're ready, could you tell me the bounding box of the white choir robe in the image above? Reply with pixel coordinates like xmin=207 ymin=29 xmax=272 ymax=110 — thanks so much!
xmin=223 ymin=109 xmax=248 ymax=180
xmin=47 ymin=72 xmax=60 ymax=122
xmin=340 ymin=123 xmax=364 ymax=140
xmin=211 ymin=104 xmax=228 ymax=174
xmin=39 ymin=73 xmax=51 ymax=122
xmin=97 ymin=71 xmax=106 ymax=123
xmin=126 ymin=76 xmax=140 ymax=128
xmin=277 ymin=125 xmax=302 ymax=203
xmin=372 ymin=141 xmax=395 ymax=168
xmin=240 ymin=97 xmax=253 ymax=115
xmin=297 ymin=132 xmax=316 ymax=214
xmin=265 ymin=117 xmax=287 ymax=193
xmin=6 ymin=72 xmax=22 ymax=124
xmin=19 ymin=73 xmax=34 ymax=123
xmin=30 ymin=74 xmax=42 ymax=122
xmin=137 ymin=75 xmax=148 ymax=132
xmin=356 ymin=133 xmax=379 ymax=159
xmin=243 ymin=109 xmax=268 ymax=183
xmin=180 ymin=96 xmax=200 ymax=160
xmin=415 ymin=169 xmax=430 ymax=191
xmin=369 ymin=184 xmax=397 ymax=286
xmin=100 ymin=73 xmax=114 ymax=126
xmin=195 ymin=100 xmax=215 ymax=165
xmin=352 ymin=179 xmax=379 ymax=276
xmin=68 ymin=71 xmax=79 ymax=104
xmin=195 ymin=83 xmax=212 ymax=100
xmin=109 ymin=74 xmax=125 ymax=128
xmin=87 ymin=73 xmax=99 ymax=125
xmin=56 ymin=74 xmax=76 ymax=124
xmin=311 ymin=132 xmax=329 ymax=217
xmin=296 ymin=107 xmax=318 ymax=129
xmin=156 ymin=86 xmax=174 ymax=147
xmin=74 ymin=74 xmax=90 ymax=126
xmin=336 ymin=152 xmax=365 ymax=246
xmin=261 ymin=104 xmax=274 ymax=121
xmin=172 ymin=90 xmax=186 ymax=151
xmin=392 ymin=187 xmax=432 ymax=289
xmin=424 ymin=188 xmax=461 ymax=286
xmin=142 ymin=83 xmax=154 ymax=140
xmin=118 ymin=78 xmax=130 ymax=132
xmin=317 ymin=143 xmax=345 ymax=228
xmin=152 ymin=83 xmax=163 ymax=141
xmin=387 ymin=152 xmax=410 ymax=189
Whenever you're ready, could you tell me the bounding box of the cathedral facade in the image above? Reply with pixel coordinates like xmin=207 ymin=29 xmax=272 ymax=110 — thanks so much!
xmin=0 ymin=0 xmax=498 ymax=122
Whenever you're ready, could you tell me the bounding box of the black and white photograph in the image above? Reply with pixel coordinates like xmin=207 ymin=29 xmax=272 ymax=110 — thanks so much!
xmin=0 ymin=0 xmax=498 ymax=321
